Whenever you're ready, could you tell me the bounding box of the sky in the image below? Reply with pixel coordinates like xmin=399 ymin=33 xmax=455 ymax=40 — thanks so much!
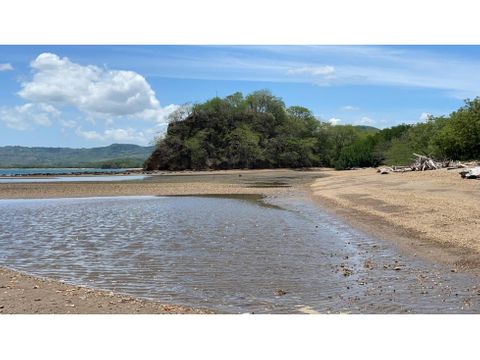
xmin=1 ymin=45 xmax=480 ymax=148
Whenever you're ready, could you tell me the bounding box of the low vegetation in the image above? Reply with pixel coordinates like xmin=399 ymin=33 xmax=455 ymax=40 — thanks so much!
xmin=144 ymin=91 xmax=480 ymax=170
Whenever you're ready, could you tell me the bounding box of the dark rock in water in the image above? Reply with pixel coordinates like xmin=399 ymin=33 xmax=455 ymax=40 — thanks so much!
xmin=341 ymin=267 xmax=353 ymax=277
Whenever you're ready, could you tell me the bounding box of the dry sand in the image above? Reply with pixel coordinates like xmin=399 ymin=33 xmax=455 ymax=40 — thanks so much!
xmin=311 ymin=168 xmax=480 ymax=270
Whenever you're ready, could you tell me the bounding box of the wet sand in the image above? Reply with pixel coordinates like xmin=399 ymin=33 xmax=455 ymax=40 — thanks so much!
xmin=0 ymin=267 xmax=210 ymax=314
xmin=311 ymin=168 xmax=480 ymax=272
xmin=0 ymin=169 xmax=321 ymax=313
xmin=1 ymin=167 xmax=480 ymax=313
xmin=0 ymin=168 xmax=320 ymax=199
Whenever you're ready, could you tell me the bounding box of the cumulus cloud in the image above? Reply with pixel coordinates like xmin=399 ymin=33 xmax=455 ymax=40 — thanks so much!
xmin=0 ymin=103 xmax=59 ymax=130
xmin=2 ymin=53 xmax=179 ymax=144
xmin=419 ymin=112 xmax=432 ymax=121
xmin=0 ymin=63 xmax=13 ymax=71
xmin=75 ymin=127 xmax=149 ymax=145
xmin=355 ymin=116 xmax=375 ymax=125
xmin=342 ymin=105 xmax=359 ymax=111
xmin=328 ymin=117 xmax=342 ymax=125
xmin=287 ymin=65 xmax=335 ymax=76
xmin=59 ymin=119 xmax=77 ymax=128
xmin=18 ymin=53 xmax=177 ymax=123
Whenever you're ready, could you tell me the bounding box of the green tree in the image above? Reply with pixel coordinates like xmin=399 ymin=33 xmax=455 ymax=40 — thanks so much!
xmin=185 ymin=130 xmax=209 ymax=169
xmin=325 ymin=125 xmax=360 ymax=163
xmin=432 ymin=99 xmax=480 ymax=160
xmin=225 ymin=125 xmax=263 ymax=168
xmin=144 ymin=90 xmax=480 ymax=171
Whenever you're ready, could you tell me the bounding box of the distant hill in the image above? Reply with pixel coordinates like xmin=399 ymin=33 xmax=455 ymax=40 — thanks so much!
xmin=0 ymin=143 xmax=154 ymax=168
xmin=353 ymin=125 xmax=380 ymax=133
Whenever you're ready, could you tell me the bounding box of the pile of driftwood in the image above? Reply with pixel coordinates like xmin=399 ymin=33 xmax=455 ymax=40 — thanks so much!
xmin=411 ymin=153 xmax=444 ymax=171
xmin=377 ymin=153 xmax=479 ymax=179
xmin=377 ymin=154 xmax=449 ymax=174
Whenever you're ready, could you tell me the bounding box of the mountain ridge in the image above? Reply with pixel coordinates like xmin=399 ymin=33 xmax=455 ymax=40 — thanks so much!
xmin=0 ymin=143 xmax=154 ymax=168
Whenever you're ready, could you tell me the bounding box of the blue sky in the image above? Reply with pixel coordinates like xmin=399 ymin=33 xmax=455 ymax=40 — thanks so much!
xmin=1 ymin=45 xmax=479 ymax=147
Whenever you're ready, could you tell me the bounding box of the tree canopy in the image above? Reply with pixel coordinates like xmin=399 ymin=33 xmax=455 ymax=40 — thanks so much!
xmin=145 ymin=90 xmax=328 ymax=170
xmin=144 ymin=91 xmax=480 ymax=171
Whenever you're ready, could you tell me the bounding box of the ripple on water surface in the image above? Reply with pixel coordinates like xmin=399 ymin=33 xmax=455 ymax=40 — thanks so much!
xmin=0 ymin=195 xmax=478 ymax=313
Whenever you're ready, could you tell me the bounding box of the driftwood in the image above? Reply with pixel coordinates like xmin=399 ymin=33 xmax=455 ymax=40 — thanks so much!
xmin=459 ymin=167 xmax=480 ymax=179
xmin=377 ymin=153 xmax=479 ymax=179
xmin=377 ymin=165 xmax=413 ymax=174
xmin=377 ymin=154 xmax=443 ymax=174
xmin=411 ymin=153 xmax=444 ymax=171
xmin=446 ymin=161 xmax=468 ymax=170
xmin=377 ymin=166 xmax=393 ymax=174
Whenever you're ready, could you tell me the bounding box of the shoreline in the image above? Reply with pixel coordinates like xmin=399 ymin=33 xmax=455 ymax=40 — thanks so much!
xmin=0 ymin=168 xmax=318 ymax=199
xmin=0 ymin=265 xmax=212 ymax=314
xmin=1 ymin=168 xmax=480 ymax=313
xmin=0 ymin=168 xmax=145 ymax=177
xmin=0 ymin=169 xmax=318 ymax=314
xmin=310 ymin=168 xmax=480 ymax=273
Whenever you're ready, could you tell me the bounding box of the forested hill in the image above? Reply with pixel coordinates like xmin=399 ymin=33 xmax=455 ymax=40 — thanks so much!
xmin=0 ymin=143 xmax=154 ymax=168
xmin=144 ymin=89 xmax=380 ymax=170
xmin=144 ymin=90 xmax=480 ymax=171
xmin=145 ymin=90 xmax=330 ymax=170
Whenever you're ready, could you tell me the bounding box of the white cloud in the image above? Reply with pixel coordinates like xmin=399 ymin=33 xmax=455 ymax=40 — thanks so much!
xmin=75 ymin=127 xmax=148 ymax=145
xmin=136 ymin=104 xmax=179 ymax=122
xmin=0 ymin=63 xmax=13 ymax=71
xmin=328 ymin=117 xmax=342 ymax=125
xmin=0 ymin=103 xmax=58 ymax=130
xmin=3 ymin=52 xmax=180 ymax=144
xmin=170 ymin=46 xmax=480 ymax=99
xmin=287 ymin=65 xmax=335 ymax=76
xmin=59 ymin=119 xmax=77 ymax=128
xmin=419 ymin=112 xmax=432 ymax=121
xmin=342 ymin=105 xmax=359 ymax=111
xmin=18 ymin=53 xmax=176 ymax=123
xmin=355 ymin=116 xmax=375 ymax=125
xmin=75 ymin=128 xmax=103 ymax=141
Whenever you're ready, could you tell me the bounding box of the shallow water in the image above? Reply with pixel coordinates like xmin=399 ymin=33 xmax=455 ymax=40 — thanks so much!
xmin=0 ymin=168 xmax=128 ymax=176
xmin=0 ymin=195 xmax=478 ymax=313
xmin=0 ymin=175 xmax=148 ymax=183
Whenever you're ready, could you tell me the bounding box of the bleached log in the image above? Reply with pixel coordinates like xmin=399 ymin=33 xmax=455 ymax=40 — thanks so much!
xmin=447 ymin=161 xmax=468 ymax=170
xmin=377 ymin=166 xmax=394 ymax=174
xmin=393 ymin=167 xmax=412 ymax=172
xmin=459 ymin=167 xmax=480 ymax=179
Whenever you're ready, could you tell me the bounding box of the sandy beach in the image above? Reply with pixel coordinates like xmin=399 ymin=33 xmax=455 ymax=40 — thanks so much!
xmin=0 ymin=169 xmax=321 ymax=313
xmin=1 ymin=167 xmax=480 ymax=313
xmin=0 ymin=169 xmax=318 ymax=199
xmin=0 ymin=267 xmax=210 ymax=314
xmin=311 ymin=168 xmax=480 ymax=271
